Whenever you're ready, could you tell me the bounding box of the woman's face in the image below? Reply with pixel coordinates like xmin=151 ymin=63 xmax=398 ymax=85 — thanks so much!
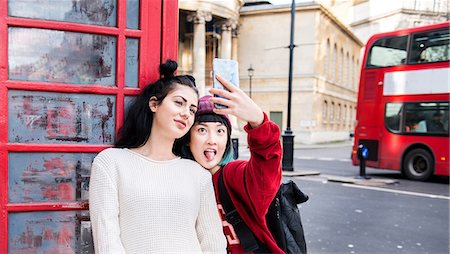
xmin=189 ymin=121 xmax=228 ymax=173
xmin=151 ymin=85 xmax=198 ymax=140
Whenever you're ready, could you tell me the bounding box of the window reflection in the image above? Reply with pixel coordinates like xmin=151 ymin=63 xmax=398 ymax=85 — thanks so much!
xmin=126 ymin=0 xmax=140 ymax=29
xmin=124 ymin=96 xmax=135 ymax=116
xmin=8 ymin=0 xmax=116 ymax=27
xmin=9 ymin=28 xmax=116 ymax=85
xmin=9 ymin=153 xmax=95 ymax=203
xmin=125 ymin=38 xmax=139 ymax=88
xmin=8 ymin=90 xmax=115 ymax=144
xmin=367 ymin=36 xmax=407 ymax=68
xmin=385 ymin=103 xmax=402 ymax=132
xmin=9 ymin=211 xmax=94 ymax=254
xmin=385 ymin=102 xmax=449 ymax=135
xmin=409 ymin=28 xmax=450 ymax=64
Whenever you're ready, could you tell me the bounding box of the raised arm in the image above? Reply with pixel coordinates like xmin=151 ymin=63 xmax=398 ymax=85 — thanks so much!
xmin=209 ymin=75 xmax=282 ymax=217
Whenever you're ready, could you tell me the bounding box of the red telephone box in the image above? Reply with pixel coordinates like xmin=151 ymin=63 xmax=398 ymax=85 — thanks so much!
xmin=0 ymin=1 xmax=178 ymax=252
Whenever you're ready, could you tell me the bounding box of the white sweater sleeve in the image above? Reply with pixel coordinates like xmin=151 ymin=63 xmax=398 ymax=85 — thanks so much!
xmin=89 ymin=156 xmax=126 ymax=254
xmin=196 ymin=173 xmax=227 ymax=253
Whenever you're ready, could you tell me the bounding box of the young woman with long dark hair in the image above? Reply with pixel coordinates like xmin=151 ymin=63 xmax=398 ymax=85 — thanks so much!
xmin=89 ymin=60 xmax=226 ymax=253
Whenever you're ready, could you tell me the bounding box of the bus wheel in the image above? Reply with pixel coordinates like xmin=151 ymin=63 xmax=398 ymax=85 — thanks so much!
xmin=403 ymin=149 xmax=434 ymax=181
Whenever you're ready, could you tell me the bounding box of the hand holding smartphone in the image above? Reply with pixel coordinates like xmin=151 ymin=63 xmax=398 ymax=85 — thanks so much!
xmin=212 ymin=58 xmax=239 ymax=108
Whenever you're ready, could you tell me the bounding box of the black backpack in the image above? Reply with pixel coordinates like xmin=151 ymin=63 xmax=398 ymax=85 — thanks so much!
xmin=218 ymin=172 xmax=308 ymax=254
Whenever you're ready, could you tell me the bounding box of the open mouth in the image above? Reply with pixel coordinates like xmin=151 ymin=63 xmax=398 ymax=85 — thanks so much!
xmin=204 ymin=149 xmax=217 ymax=161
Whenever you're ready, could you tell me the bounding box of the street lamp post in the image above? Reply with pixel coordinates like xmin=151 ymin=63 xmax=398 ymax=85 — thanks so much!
xmin=247 ymin=65 xmax=254 ymax=98
xmin=282 ymin=0 xmax=296 ymax=171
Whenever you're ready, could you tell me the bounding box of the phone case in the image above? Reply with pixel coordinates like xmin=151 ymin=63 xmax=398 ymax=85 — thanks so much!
xmin=212 ymin=58 xmax=239 ymax=108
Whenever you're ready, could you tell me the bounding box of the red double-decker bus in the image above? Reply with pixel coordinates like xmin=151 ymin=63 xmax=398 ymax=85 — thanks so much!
xmin=352 ymin=22 xmax=449 ymax=181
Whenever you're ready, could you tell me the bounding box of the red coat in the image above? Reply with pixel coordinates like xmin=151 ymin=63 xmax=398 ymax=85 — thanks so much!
xmin=212 ymin=113 xmax=284 ymax=253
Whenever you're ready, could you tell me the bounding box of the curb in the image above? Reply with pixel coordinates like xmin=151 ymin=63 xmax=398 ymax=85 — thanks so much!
xmin=283 ymin=170 xmax=398 ymax=186
xmin=282 ymin=170 xmax=321 ymax=177
xmin=322 ymin=174 xmax=399 ymax=186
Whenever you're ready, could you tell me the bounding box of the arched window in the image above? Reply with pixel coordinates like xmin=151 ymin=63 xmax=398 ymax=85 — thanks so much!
xmin=332 ymin=44 xmax=337 ymax=81
xmin=351 ymin=55 xmax=354 ymax=89
xmin=323 ymin=100 xmax=328 ymax=122
xmin=345 ymin=52 xmax=350 ymax=87
xmin=355 ymin=60 xmax=360 ymax=88
xmin=339 ymin=47 xmax=344 ymax=84
xmin=337 ymin=103 xmax=341 ymax=121
xmin=325 ymin=39 xmax=330 ymax=79
xmin=330 ymin=102 xmax=335 ymax=121
xmin=344 ymin=104 xmax=348 ymax=123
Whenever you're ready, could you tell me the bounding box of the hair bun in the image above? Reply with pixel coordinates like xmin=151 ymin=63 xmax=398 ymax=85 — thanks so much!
xmin=160 ymin=60 xmax=177 ymax=78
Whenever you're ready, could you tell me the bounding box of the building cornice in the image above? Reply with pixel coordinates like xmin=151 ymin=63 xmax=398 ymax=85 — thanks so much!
xmin=179 ymin=0 xmax=244 ymax=21
xmin=240 ymin=2 xmax=364 ymax=46
xmin=350 ymin=8 xmax=449 ymax=27
xmin=318 ymin=4 xmax=364 ymax=46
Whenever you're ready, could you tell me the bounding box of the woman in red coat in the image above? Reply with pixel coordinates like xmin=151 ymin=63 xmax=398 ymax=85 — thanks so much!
xmin=175 ymin=75 xmax=284 ymax=253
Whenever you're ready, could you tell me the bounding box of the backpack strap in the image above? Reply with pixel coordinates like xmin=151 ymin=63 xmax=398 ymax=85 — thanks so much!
xmin=218 ymin=171 xmax=260 ymax=252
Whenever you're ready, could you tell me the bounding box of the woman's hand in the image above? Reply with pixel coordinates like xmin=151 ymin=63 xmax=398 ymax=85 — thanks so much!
xmin=209 ymin=75 xmax=264 ymax=128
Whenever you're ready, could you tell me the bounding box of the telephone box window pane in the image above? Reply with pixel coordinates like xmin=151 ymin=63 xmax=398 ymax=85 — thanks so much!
xmin=9 ymin=28 xmax=116 ymax=85
xmin=125 ymin=38 xmax=139 ymax=88
xmin=8 ymin=90 xmax=115 ymax=144
xmin=8 ymin=153 xmax=95 ymax=203
xmin=8 ymin=0 xmax=117 ymax=27
xmin=8 ymin=211 xmax=94 ymax=254
xmin=126 ymin=0 xmax=140 ymax=29
xmin=124 ymin=96 xmax=135 ymax=116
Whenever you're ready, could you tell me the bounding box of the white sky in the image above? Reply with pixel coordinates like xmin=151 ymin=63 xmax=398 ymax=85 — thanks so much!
xmin=269 ymin=0 xmax=305 ymax=5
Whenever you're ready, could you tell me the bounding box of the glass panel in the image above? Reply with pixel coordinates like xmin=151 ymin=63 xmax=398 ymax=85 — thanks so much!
xmin=385 ymin=103 xmax=402 ymax=132
xmin=404 ymin=102 xmax=449 ymax=134
xmin=8 ymin=153 xmax=95 ymax=203
xmin=269 ymin=111 xmax=282 ymax=131
xmin=367 ymin=36 xmax=407 ymax=68
xmin=8 ymin=0 xmax=116 ymax=27
xmin=126 ymin=0 xmax=140 ymax=29
xmin=9 ymin=28 xmax=116 ymax=86
xmin=124 ymin=96 xmax=135 ymax=116
xmin=8 ymin=211 xmax=94 ymax=254
xmin=8 ymin=90 xmax=115 ymax=144
xmin=409 ymin=28 xmax=450 ymax=64
xmin=125 ymin=38 xmax=139 ymax=88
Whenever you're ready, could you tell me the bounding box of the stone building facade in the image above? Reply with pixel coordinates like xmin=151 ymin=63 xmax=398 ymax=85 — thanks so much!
xmin=178 ymin=0 xmax=243 ymax=96
xmin=317 ymin=0 xmax=449 ymax=44
xmin=178 ymin=1 xmax=364 ymax=145
xmin=239 ymin=2 xmax=363 ymax=144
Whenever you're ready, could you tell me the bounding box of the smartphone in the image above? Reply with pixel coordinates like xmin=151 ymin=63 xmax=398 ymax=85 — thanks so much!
xmin=212 ymin=58 xmax=240 ymax=108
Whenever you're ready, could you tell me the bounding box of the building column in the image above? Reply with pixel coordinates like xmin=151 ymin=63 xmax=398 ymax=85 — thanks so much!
xmin=224 ymin=21 xmax=241 ymax=142
xmin=220 ymin=20 xmax=236 ymax=59
xmin=187 ymin=11 xmax=212 ymax=96
xmin=231 ymin=24 xmax=239 ymax=61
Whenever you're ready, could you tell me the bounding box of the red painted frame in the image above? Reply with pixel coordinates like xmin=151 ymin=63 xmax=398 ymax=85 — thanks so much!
xmin=0 ymin=0 xmax=179 ymax=251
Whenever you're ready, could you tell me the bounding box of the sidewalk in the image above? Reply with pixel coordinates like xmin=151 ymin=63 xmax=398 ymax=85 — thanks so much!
xmin=237 ymin=139 xmax=398 ymax=186
xmin=293 ymin=139 xmax=354 ymax=149
xmin=237 ymin=139 xmax=354 ymax=157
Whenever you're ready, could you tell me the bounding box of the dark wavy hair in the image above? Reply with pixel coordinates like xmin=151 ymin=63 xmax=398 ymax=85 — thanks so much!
xmin=114 ymin=60 xmax=197 ymax=148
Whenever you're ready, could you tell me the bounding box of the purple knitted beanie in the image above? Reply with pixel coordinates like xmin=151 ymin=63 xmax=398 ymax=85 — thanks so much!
xmin=196 ymin=95 xmax=231 ymax=128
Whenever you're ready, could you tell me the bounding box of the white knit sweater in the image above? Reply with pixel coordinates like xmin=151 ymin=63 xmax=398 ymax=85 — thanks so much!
xmin=89 ymin=148 xmax=226 ymax=254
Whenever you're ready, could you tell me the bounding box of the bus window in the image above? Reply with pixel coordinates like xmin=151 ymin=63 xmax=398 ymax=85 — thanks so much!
xmin=385 ymin=103 xmax=403 ymax=132
xmin=409 ymin=28 xmax=450 ymax=64
xmin=403 ymin=102 xmax=449 ymax=135
xmin=366 ymin=35 xmax=408 ymax=68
